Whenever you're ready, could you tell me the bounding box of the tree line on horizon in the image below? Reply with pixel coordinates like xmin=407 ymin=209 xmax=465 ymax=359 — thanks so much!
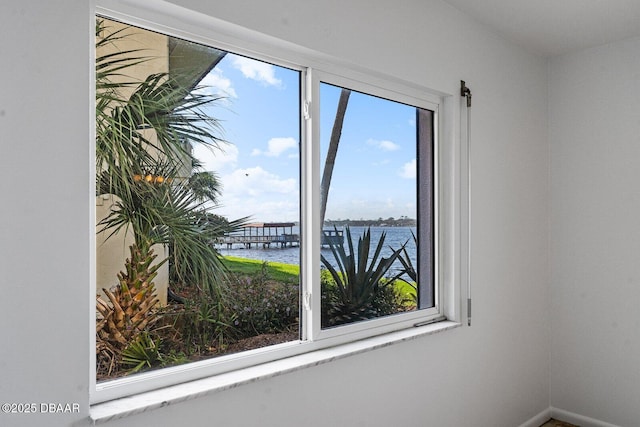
xmin=324 ymin=217 xmax=416 ymax=227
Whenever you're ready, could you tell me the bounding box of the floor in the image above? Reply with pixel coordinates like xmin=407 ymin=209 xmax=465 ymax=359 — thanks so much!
xmin=540 ymin=420 xmax=578 ymax=427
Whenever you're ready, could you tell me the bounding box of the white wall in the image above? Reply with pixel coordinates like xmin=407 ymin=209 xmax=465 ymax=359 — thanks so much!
xmin=549 ymin=37 xmax=640 ymax=426
xmin=0 ymin=1 xmax=549 ymax=426
xmin=0 ymin=2 xmax=91 ymax=427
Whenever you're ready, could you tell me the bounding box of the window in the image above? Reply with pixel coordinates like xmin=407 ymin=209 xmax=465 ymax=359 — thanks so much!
xmin=92 ymin=6 xmax=457 ymax=406
xmin=315 ymin=78 xmax=438 ymax=337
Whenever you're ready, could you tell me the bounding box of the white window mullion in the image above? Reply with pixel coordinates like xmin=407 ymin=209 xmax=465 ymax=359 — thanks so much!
xmin=305 ymin=68 xmax=324 ymax=341
xmin=301 ymin=67 xmax=319 ymax=341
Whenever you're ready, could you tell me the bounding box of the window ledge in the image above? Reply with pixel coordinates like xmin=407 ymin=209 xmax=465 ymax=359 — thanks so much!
xmin=90 ymin=320 xmax=459 ymax=424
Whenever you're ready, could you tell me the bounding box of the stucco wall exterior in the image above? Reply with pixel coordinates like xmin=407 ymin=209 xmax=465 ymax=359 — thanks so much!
xmin=96 ymin=20 xmax=170 ymax=305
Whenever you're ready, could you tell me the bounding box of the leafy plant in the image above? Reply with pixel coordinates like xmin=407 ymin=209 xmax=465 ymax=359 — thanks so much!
xmin=395 ymin=230 xmax=418 ymax=306
xmin=179 ymin=296 xmax=235 ymax=354
xmin=95 ymin=18 xmax=244 ymax=298
xmin=121 ymin=332 xmax=162 ymax=374
xmin=121 ymin=331 xmax=191 ymax=374
xmin=227 ymin=261 xmax=299 ymax=338
xmin=320 ymin=226 xmax=406 ymax=327
xmin=96 ymin=20 xmax=225 ymax=188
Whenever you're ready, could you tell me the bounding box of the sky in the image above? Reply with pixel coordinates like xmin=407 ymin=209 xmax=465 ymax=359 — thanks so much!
xmin=192 ymin=52 xmax=418 ymax=223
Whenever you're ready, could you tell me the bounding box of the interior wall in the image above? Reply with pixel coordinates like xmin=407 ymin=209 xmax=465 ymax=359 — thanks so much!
xmin=0 ymin=1 xmax=549 ymax=426
xmin=0 ymin=2 xmax=91 ymax=427
xmin=549 ymin=37 xmax=640 ymax=426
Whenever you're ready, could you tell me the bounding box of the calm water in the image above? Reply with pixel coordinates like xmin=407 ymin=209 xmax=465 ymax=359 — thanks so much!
xmin=217 ymin=226 xmax=417 ymax=273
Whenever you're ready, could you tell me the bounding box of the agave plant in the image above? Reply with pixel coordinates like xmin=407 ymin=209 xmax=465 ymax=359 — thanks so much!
xmin=395 ymin=230 xmax=418 ymax=306
xmin=320 ymin=226 xmax=406 ymax=327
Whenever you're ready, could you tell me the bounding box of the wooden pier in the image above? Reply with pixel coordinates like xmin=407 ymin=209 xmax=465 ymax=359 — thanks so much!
xmin=218 ymin=222 xmax=300 ymax=249
xmin=217 ymin=223 xmax=346 ymax=249
xmin=322 ymin=229 xmax=344 ymax=247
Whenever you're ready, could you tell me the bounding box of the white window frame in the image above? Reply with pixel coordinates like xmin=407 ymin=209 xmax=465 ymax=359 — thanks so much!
xmin=91 ymin=0 xmax=464 ymax=409
xmin=307 ymin=70 xmax=443 ymax=343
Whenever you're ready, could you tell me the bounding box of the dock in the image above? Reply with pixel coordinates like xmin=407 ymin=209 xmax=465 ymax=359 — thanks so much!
xmin=218 ymin=222 xmax=300 ymax=249
xmin=322 ymin=229 xmax=344 ymax=247
xmin=217 ymin=223 xmax=346 ymax=249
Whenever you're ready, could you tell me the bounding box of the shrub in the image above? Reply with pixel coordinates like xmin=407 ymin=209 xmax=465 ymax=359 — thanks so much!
xmin=227 ymin=261 xmax=299 ymax=338
xmin=159 ymin=294 xmax=235 ymax=355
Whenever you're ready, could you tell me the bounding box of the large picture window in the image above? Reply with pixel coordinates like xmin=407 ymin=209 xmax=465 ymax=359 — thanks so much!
xmin=92 ymin=11 xmax=451 ymax=405
xmin=95 ymin=18 xmax=301 ymax=382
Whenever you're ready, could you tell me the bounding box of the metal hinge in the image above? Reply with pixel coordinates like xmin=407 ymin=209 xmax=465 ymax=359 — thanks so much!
xmin=461 ymin=80 xmax=472 ymax=108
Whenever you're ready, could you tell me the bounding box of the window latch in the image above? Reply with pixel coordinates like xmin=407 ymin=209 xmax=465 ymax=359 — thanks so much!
xmin=303 ymin=100 xmax=310 ymax=120
xmin=303 ymin=292 xmax=312 ymax=311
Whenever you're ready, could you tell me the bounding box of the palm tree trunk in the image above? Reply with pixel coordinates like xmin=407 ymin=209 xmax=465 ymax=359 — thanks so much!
xmin=320 ymin=88 xmax=350 ymax=227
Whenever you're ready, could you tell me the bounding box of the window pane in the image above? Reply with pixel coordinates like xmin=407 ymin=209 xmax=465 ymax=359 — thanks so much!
xmin=319 ymin=82 xmax=433 ymax=329
xmin=96 ymin=18 xmax=300 ymax=381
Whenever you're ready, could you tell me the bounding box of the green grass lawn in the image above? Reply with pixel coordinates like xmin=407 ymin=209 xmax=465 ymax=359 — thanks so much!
xmin=395 ymin=279 xmax=417 ymax=301
xmin=222 ymin=256 xmax=416 ymax=303
xmin=221 ymin=256 xmax=300 ymax=283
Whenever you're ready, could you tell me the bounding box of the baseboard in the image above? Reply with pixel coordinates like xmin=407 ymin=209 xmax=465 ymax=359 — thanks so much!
xmin=550 ymin=407 xmax=622 ymax=427
xmin=518 ymin=408 xmax=552 ymax=427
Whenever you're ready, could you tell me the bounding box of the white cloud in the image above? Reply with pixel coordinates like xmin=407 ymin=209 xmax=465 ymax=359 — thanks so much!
xmin=217 ymin=197 xmax=299 ymax=223
xmin=197 ymin=69 xmax=237 ymax=98
xmin=232 ymin=56 xmax=282 ymax=87
xmin=223 ymin=166 xmax=297 ymax=197
xmin=399 ymin=158 xmax=416 ymax=179
xmin=367 ymin=138 xmax=400 ymax=152
xmin=251 ymin=137 xmax=298 ymax=157
xmin=192 ymin=143 xmax=239 ymax=174
xmin=215 ymin=166 xmax=299 ymax=221
xmin=372 ymin=159 xmax=391 ymax=166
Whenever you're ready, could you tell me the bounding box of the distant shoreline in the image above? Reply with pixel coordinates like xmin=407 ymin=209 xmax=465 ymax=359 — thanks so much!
xmin=324 ymin=219 xmax=416 ymax=228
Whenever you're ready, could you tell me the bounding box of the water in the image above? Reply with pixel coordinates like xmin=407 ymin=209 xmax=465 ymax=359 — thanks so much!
xmin=217 ymin=226 xmax=417 ymax=273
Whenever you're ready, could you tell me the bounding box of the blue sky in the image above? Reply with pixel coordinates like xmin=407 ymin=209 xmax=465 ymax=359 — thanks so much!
xmin=193 ymin=53 xmax=417 ymax=223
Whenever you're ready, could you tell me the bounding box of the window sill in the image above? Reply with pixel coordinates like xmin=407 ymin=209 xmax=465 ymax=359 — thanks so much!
xmin=90 ymin=320 xmax=459 ymax=424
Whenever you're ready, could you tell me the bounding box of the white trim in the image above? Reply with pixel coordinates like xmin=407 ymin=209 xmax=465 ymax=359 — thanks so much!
xmin=90 ymin=321 xmax=460 ymax=423
xmin=440 ymin=95 xmax=461 ymax=322
xmin=95 ymin=0 xmax=449 ymax=101
xmin=309 ymin=69 xmax=445 ymax=342
xmin=518 ymin=408 xmax=552 ymax=427
xmin=551 ymin=407 xmax=623 ymax=427
xmin=517 ymin=406 xmax=624 ymax=427
xmin=300 ymin=67 xmax=314 ymax=342
xmin=89 ymin=0 xmax=98 ymax=396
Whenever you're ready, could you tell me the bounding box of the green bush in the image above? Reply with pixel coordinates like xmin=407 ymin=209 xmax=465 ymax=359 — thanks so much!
xmin=227 ymin=261 xmax=299 ymax=338
xmin=162 ymin=294 xmax=235 ymax=355
xmin=121 ymin=332 xmax=162 ymax=374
